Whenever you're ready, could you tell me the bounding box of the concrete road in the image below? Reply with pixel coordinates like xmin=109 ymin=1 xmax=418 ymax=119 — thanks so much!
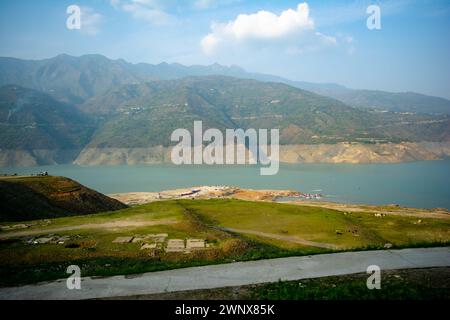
xmin=0 ymin=247 xmax=449 ymax=300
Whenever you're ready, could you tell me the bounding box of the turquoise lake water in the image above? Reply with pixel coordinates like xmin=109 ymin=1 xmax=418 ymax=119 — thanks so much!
xmin=2 ymin=160 xmax=450 ymax=209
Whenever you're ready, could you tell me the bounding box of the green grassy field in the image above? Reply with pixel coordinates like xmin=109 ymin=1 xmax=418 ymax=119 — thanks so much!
xmin=182 ymin=199 xmax=450 ymax=249
xmin=0 ymin=199 xmax=449 ymax=287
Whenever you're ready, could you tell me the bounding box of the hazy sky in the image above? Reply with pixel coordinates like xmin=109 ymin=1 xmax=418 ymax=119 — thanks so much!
xmin=1 ymin=0 xmax=450 ymax=98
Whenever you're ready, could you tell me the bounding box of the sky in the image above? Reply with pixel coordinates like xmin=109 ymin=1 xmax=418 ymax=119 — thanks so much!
xmin=0 ymin=0 xmax=449 ymax=98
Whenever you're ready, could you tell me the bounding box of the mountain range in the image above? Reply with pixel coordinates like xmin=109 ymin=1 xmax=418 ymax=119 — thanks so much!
xmin=0 ymin=54 xmax=449 ymax=167
xmin=2 ymin=54 xmax=450 ymax=115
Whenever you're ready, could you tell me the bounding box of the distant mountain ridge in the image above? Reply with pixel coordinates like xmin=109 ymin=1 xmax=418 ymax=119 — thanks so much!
xmin=0 ymin=54 xmax=253 ymax=105
xmin=1 ymin=54 xmax=450 ymax=115
xmin=0 ymin=54 xmax=450 ymax=167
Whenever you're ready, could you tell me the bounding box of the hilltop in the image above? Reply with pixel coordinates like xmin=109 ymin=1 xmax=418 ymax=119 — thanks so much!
xmin=0 ymin=175 xmax=127 ymax=222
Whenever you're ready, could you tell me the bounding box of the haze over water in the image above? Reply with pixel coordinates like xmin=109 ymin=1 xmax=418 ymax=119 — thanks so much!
xmin=2 ymin=160 xmax=450 ymax=210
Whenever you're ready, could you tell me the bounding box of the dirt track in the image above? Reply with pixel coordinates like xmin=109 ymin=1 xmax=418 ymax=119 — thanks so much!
xmin=0 ymin=219 xmax=178 ymax=240
xmin=222 ymin=227 xmax=338 ymax=249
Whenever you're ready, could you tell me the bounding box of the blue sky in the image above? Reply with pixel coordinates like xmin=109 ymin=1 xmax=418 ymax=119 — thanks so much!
xmin=0 ymin=0 xmax=449 ymax=98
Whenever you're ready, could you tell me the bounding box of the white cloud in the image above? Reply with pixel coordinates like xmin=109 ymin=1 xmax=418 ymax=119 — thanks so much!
xmin=201 ymin=3 xmax=336 ymax=55
xmin=80 ymin=7 xmax=103 ymax=35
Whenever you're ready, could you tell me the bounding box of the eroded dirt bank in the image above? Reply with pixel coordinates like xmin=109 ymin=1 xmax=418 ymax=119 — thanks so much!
xmin=74 ymin=141 xmax=450 ymax=165
xmin=2 ymin=141 xmax=449 ymax=167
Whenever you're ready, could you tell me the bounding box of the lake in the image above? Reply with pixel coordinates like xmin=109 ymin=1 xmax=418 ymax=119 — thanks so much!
xmin=1 ymin=160 xmax=450 ymax=209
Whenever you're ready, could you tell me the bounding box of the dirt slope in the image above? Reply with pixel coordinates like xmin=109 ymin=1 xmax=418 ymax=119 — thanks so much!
xmin=0 ymin=175 xmax=127 ymax=222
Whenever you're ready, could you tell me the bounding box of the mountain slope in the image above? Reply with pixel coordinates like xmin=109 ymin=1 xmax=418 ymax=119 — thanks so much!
xmin=0 ymin=55 xmax=244 ymax=105
xmin=178 ymin=66 xmax=450 ymax=115
xmin=81 ymin=76 xmax=450 ymax=148
xmin=0 ymin=55 xmax=141 ymax=104
xmin=0 ymin=85 xmax=97 ymax=166
xmin=0 ymin=85 xmax=95 ymax=150
xmin=80 ymin=76 xmax=376 ymax=147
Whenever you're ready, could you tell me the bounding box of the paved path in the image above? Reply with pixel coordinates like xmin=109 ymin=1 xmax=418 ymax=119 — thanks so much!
xmin=0 ymin=247 xmax=449 ymax=300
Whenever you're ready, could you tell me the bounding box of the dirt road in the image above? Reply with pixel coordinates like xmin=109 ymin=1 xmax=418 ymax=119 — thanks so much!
xmin=222 ymin=227 xmax=338 ymax=249
xmin=0 ymin=219 xmax=178 ymax=240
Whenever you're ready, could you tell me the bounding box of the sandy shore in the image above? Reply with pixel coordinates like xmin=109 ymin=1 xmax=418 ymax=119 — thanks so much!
xmin=108 ymin=186 xmax=301 ymax=205
xmin=109 ymin=186 xmax=449 ymax=220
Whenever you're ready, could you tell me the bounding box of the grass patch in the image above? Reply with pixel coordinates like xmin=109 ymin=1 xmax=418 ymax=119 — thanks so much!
xmin=179 ymin=199 xmax=450 ymax=249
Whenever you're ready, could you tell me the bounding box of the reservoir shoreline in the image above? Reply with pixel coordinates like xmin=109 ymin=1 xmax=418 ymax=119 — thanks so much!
xmin=1 ymin=160 xmax=450 ymax=210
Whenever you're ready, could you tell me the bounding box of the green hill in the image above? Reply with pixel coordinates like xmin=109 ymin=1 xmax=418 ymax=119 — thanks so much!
xmin=0 ymin=175 xmax=127 ymax=222
xmin=81 ymin=76 xmax=450 ymax=147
